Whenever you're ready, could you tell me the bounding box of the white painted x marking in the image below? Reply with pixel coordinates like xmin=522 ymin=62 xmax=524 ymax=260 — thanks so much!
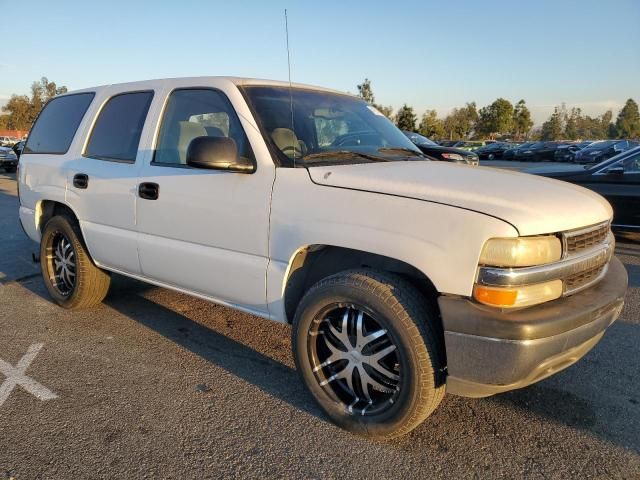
xmin=0 ymin=343 xmax=57 ymax=406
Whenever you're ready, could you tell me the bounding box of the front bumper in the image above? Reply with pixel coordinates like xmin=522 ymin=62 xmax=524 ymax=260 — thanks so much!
xmin=439 ymin=256 xmax=627 ymax=398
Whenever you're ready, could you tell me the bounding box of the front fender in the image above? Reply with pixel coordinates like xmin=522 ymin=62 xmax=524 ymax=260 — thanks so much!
xmin=266 ymin=169 xmax=517 ymax=322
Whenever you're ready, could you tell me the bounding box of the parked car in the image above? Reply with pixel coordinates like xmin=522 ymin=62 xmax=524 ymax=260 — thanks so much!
xmin=530 ymin=146 xmax=640 ymax=230
xmin=553 ymin=141 xmax=594 ymax=162
xmin=531 ymin=141 xmax=571 ymax=162
xmin=503 ymin=142 xmax=536 ymax=161
xmin=12 ymin=140 xmax=25 ymax=158
xmin=475 ymin=142 xmax=513 ymax=159
xmin=438 ymin=140 xmax=460 ymax=147
xmin=403 ymin=131 xmax=479 ymax=165
xmin=18 ymin=77 xmax=627 ymax=439
xmin=573 ymin=140 xmax=639 ymax=164
xmin=453 ymin=141 xmax=486 ymax=152
xmin=516 ymin=142 xmax=549 ymax=161
xmin=0 ymin=146 xmax=18 ymax=172
xmin=0 ymin=136 xmax=17 ymax=147
xmin=553 ymin=144 xmax=581 ymax=162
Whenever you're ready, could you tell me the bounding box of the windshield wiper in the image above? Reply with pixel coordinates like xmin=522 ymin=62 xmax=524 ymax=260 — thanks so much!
xmin=377 ymin=147 xmax=426 ymax=158
xmin=302 ymin=150 xmax=390 ymax=164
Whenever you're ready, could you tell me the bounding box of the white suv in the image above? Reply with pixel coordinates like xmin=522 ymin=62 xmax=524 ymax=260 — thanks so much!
xmin=17 ymin=77 xmax=627 ymax=438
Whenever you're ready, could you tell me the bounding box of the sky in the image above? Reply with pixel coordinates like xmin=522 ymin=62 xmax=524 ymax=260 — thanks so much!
xmin=1 ymin=0 xmax=638 ymax=125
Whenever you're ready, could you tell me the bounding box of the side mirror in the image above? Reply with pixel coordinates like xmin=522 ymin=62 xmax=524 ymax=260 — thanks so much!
xmin=604 ymin=166 xmax=625 ymax=176
xmin=186 ymin=136 xmax=255 ymax=173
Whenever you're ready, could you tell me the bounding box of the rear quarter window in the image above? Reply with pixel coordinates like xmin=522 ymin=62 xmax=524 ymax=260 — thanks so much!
xmin=24 ymin=93 xmax=95 ymax=154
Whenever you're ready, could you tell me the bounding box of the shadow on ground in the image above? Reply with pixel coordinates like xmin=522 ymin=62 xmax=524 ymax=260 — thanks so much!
xmin=17 ymin=272 xmax=640 ymax=453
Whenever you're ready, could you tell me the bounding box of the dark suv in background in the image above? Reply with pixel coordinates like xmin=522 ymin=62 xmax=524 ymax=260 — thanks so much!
xmin=503 ymin=142 xmax=535 ymax=160
xmin=475 ymin=142 xmax=513 ymax=159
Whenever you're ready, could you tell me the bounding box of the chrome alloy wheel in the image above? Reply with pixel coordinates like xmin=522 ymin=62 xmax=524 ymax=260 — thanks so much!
xmin=45 ymin=232 xmax=76 ymax=296
xmin=308 ymin=305 xmax=401 ymax=416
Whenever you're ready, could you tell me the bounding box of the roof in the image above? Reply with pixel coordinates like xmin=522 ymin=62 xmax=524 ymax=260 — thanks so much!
xmin=66 ymin=76 xmax=350 ymax=97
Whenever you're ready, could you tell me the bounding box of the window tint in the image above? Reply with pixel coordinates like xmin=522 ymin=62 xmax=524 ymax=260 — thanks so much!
xmin=623 ymin=152 xmax=640 ymax=172
xmin=85 ymin=91 xmax=153 ymax=162
xmin=24 ymin=93 xmax=94 ymax=154
xmin=154 ymin=89 xmax=253 ymax=165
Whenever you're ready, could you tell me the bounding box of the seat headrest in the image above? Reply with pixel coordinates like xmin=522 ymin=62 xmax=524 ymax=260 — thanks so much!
xmin=271 ymin=128 xmax=303 ymax=159
xmin=178 ymin=121 xmax=208 ymax=164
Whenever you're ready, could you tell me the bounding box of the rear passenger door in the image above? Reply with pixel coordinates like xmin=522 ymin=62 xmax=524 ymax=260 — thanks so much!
xmin=135 ymin=88 xmax=274 ymax=315
xmin=64 ymin=90 xmax=155 ymax=274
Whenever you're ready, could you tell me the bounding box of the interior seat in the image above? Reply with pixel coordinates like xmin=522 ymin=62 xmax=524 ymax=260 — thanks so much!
xmin=271 ymin=128 xmax=306 ymax=159
xmin=177 ymin=121 xmax=208 ymax=164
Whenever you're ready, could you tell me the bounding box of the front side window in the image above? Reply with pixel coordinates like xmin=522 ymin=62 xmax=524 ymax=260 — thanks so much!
xmin=154 ymin=89 xmax=253 ymax=165
xmin=242 ymin=86 xmax=422 ymax=167
xmin=85 ymin=91 xmax=153 ymax=162
xmin=24 ymin=93 xmax=95 ymax=154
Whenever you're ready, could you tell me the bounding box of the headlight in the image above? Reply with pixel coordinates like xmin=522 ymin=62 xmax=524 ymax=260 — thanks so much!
xmin=441 ymin=153 xmax=464 ymax=161
xmin=479 ymin=236 xmax=562 ymax=267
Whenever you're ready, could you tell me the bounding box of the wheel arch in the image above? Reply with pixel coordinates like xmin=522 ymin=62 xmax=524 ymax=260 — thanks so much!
xmin=282 ymin=244 xmax=441 ymax=325
xmin=36 ymin=199 xmax=80 ymax=234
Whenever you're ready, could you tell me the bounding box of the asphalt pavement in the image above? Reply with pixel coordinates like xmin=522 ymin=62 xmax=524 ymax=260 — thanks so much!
xmin=0 ymin=167 xmax=639 ymax=479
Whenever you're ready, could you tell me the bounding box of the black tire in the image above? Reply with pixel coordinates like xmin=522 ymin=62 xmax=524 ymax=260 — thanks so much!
xmin=6 ymin=166 xmax=17 ymax=173
xmin=292 ymin=269 xmax=446 ymax=439
xmin=40 ymin=214 xmax=111 ymax=310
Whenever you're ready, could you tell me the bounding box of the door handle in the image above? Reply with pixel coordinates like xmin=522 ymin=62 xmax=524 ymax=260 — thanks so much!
xmin=138 ymin=182 xmax=159 ymax=200
xmin=73 ymin=173 xmax=89 ymax=189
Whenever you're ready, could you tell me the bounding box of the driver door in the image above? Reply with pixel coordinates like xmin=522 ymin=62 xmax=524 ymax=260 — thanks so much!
xmin=135 ymin=88 xmax=275 ymax=315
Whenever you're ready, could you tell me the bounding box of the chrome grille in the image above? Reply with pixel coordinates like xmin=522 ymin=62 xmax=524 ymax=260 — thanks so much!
xmin=564 ymin=264 xmax=607 ymax=293
xmin=564 ymin=222 xmax=610 ymax=255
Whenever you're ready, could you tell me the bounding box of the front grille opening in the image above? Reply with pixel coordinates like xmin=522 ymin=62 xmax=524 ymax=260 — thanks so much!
xmin=564 ymin=264 xmax=606 ymax=293
xmin=565 ymin=224 xmax=609 ymax=254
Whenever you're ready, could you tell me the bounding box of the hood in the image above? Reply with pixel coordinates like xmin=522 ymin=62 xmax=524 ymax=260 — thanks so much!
xmin=307 ymin=161 xmax=612 ymax=236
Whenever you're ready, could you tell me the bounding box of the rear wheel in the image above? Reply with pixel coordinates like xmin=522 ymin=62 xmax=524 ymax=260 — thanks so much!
xmin=5 ymin=166 xmax=16 ymax=173
xmin=292 ymin=269 xmax=445 ymax=439
xmin=40 ymin=215 xmax=111 ymax=309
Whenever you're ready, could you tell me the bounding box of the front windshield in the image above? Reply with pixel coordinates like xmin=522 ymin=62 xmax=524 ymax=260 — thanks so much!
xmin=242 ymin=86 xmax=423 ymax=166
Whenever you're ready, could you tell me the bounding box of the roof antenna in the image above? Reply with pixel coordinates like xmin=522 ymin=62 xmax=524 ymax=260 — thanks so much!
xmin=285 ymin=8 xmax=296 ymax=166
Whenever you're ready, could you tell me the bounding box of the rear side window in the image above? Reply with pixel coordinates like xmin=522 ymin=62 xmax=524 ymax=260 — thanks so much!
xmin=85 ymin=91 xmax=153 ymax=162
xmin=24 ymin=93 xmax=95 ymax=154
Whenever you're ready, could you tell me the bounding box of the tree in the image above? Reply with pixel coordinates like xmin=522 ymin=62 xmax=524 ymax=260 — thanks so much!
xmin=614 ymin=98 xmax=640 ymax=138
xmin=395 ymin=104 xmax=417 ymax=131
xmin=511 ymin=100 xmax=533 ymax=140
xmin=1 ymin=77 xmax=68 ymax=131
xmin=476 ymin=98 xmax=514 ymax=138
xmin=418 ymin=109 xmax=444 ymax=139
xmin=356 ymin=78 xmax=375 ymax=105
xmin=375 ymin=105 xmax=394 ymax=120
xmin=540 ymin=106 xmax=564 ymax=140
xmin=356 ymin=78 xmax=393 ymax=120
xmin=564 ymin=107 xmax=581 ymax=140
xmin=442 ymin=102 xmax=478 ymax=140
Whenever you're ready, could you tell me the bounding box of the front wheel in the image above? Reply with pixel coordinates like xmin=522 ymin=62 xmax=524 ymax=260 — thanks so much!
xmin=40 ymin=214 xmax=111 ymax=309
xmin=292 ymin=269 xmax=446 ymax=439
